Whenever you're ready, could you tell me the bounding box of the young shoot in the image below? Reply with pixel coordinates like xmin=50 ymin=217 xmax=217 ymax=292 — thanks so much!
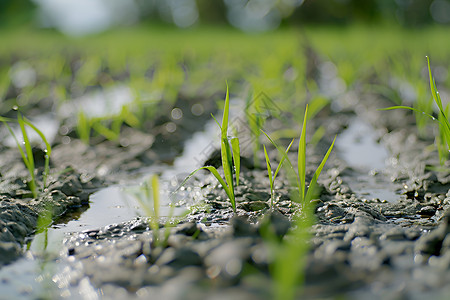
xmin=131 ymin=175 xmax=163 ymax=246
xmin=263 ymin=139 xmax=294 ymax=209
xmin=1 ymin=113 xmax=52 ymax=198
xmin=262 ymin=105 xmax=336 ymax=206
xmin=176 ymin=84 xmax=240 ymax=212
xmin=381 ymin=56 xmax=450 ymax=165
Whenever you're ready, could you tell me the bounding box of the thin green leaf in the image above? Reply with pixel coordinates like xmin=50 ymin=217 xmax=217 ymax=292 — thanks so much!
xmin=17 ymin=114 xmax=37 ymax=198
xmin=305 ymin=136 xmax=336 ymax=203
xmin=261 ymin=129 xmax=297 ymax=182
xmin=18 ymin=114 xmax=35 ymax=175
xmin=211 ymin=113 xmax=221 ymax=129
xmin=92 ymin=121 xmax=119 ymax=141
xmin=220 ymin=84 xmax=235 ymax=207
xmin=77 ymin=111 xmax=91 ymax=144
xmin=152 ymin=175 xmax=160 ymax=219
xmin=231 ymin=137 xmax=240 ymax=186
xmin=1 ymin=120 xmax=31 ymax=174
xmin=22 ymin=117 xmax=52 ymax=157
xmin=273 ymin=138 xmax=294 ymax=181
xmin=173 ymin=166 xmax=235 ymax=211
xmin=23 ymin=117 xmax=52 ymax=189
xmin=379 ymin=106 xmax=448 ymax=128
xmin=222 ymin=83 xmax=230 ymax=138
xmin=298 ymin=105 xmax=308 ymax=202
xmin=263 ymin=145 xmax=273 ymax=190
xmin=428 ymin=57 xmax=450 ymax=136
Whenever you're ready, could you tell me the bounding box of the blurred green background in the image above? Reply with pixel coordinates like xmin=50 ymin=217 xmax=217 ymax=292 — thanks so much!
xmin=1 ymin=0 xmax=449 ymax=35
xmin=1 ymin=0 xmax=449 ymax=159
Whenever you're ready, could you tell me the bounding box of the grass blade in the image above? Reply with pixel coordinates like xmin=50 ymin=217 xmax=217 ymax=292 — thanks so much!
xmin=18 ymin=114 xmax=35 ymax=175
xmin=23 ymin=117 xmax=52 ymax=189
xmin=261 ymin=129 xmax=297 ymax=182
xmin=221 ymin=83 xmax=230 ymax=138
xmin=273 ymin=138 xmax=294 ymax=181
xmin=231 ymin=137 xmax=240 ymax=186
xmin=263 ymin=145 xmax=273 ymax=190
xmin=173 ymin=166 xmax=235 ymax=210
xmin=298 ymin=105 xmax=308 ymax=202
xmin=427 ymin=57 xmax=450 ymax=151
xmin=220 ymin=84 xmax=235 ymax=207
xmin=1 ymin=119 xmax=32 ymax=175
xmin=77 ymin=111 xmax=91 ymax=144
xmin=18 ymin=114 xmax=37 ymax=198
xmin=152 ymin=175 xmax=160 ymax=219
xmin=305 ymin=136 xmax=336 ymax=203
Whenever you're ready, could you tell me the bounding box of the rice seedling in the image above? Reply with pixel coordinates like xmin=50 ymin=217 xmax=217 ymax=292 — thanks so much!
xmin=0 ymin=113 xmax=52 ymax=198
xmin=130 ymin=174 xmax=164 ymax=246
xmin=263 ymin=139 xmax=294 ymax=209
xmin=76 ymin=111 xmax=91 ymax=144
xmin=260 ymin=105 xmax=334 ymax=300
xmin=128 ymin=175 xmax=188 ymax=247
xmin=380 ymin=57 xmax=450 ymax=164
xmin=76 ymin=106 xmax=140 ymax=144
xmin=176 ymin=84 xmax=241 ymax=212
xmin=262 ymin=104 xmax=336 ymax=206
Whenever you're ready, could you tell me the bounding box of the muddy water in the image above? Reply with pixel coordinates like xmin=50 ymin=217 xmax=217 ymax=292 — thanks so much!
xmin=336 ymin=118 xmax=401 ymax=202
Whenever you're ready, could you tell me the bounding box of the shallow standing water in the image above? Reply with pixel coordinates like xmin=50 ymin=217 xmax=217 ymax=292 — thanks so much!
xmin=336 ymin=118 xmax=401 ymax=202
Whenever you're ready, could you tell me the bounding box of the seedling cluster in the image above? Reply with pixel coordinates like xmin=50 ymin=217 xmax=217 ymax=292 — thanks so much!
xmin=382 ymin=57 xmax=450 ymax=165
xmin=1 ymin=113 xmax=52 ymax=198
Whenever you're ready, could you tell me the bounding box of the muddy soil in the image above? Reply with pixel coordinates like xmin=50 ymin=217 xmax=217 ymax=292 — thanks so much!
xmin=0 ymin=86 xmax=449 ymax=299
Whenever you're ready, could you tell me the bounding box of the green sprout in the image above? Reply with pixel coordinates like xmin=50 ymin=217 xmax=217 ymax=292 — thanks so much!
xmin=128 ymin=174 xmax=188 ymax=248
xmin=130 ymin=175 xmax=164 ymax=246
xmin=1 ymin=113 xmax=52 ymax=198
xmin=261 ymin=105 xmax=335 ymax=300
xmin=76 ymin=111 xmax=91 ymax=144
xmin=381 ymin=56 xmax=450 ymax=165
xmin=76 ymin=106 xmax=140 ymax=145
xmin=262 ymin=104 xmax=336 ymax=206
xmin=263 ymin=139 xmax=294 ymax=209
xmin=177 ymin=84 xmax=241 ymax=212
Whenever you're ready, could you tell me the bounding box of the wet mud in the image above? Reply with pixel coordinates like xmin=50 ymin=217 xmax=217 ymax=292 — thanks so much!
xmin=0 ymin=87 xmax=449 ymax=299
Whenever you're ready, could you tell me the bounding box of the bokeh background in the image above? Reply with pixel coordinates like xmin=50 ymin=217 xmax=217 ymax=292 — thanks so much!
xmin=1 ymin=0 xmax=450 ymax=35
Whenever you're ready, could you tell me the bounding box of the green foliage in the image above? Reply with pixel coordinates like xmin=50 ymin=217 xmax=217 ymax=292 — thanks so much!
xmin=0 ymin=113 xmax=52 ymax=198
xmin=262 ymin=105 xmax=336 ymax=205
xmin=130 ymin=175 xmax=165 ymax=246
xmin=76 ymin=105 xmax=141 ymax=145
xmin=263 ymin=139 xmax=294 ymax=209
xmin=426 ymin=57 xmax=450 ymax=160
xmin=380 ymin=57 xmax=450 ymax=165
xmin=260 ymin=106 xmax=334 ymax=300
xmin=177 ymin=84 xmax=241 ymax=212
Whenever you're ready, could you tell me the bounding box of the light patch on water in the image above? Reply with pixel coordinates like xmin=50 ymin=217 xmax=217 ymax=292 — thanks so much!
xmin=0 ymin=253 xmax=60 ymax=300
xmin=336 ymin=118 xmax=389 ymax=171
xmin=58 ymin=85 xmax=134 ymax=119
xmin=337 ymin=118 xmax=401 ymax=202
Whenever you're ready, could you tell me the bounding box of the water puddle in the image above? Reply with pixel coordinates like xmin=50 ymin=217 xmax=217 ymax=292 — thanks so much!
xmin=336 ymin=118 xmax=401 ymax=202
xmin=336 ymin=119 xmax=388 ymax=171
